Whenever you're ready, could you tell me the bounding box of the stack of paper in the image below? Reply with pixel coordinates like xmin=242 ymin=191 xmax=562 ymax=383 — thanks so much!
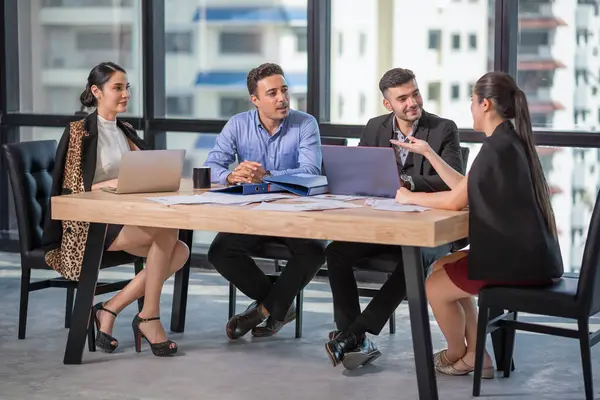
xmin=365 ymin=198 xmax=430 ymax=213
xmin=311 ymin=194 xmax=367 ymax=201
xmin=253 ymin=200 xmax=361 ymax=212
xmin=147 ymin=192 xmax=293 ymax=206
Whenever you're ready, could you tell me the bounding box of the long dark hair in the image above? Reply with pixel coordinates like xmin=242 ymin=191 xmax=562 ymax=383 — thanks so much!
xmin=80 ymin=62 xmax=127 ymax=107
xmin=474 ymin=71 xmax=557 ymax=238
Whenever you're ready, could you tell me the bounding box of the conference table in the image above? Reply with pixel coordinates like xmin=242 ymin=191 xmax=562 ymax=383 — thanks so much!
xmin=52 ymin=184 xmax=469 ymax=400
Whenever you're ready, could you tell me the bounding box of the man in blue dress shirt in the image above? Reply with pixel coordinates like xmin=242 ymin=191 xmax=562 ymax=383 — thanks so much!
xmin=204 ymin=63 xmax=325 ymax=340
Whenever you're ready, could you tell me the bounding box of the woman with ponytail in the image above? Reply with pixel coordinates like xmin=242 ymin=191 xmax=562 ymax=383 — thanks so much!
xmin=391 ymin=71 xmax=563 ymax=377
xmin=43 ymin=62 xmax=189 ymax=357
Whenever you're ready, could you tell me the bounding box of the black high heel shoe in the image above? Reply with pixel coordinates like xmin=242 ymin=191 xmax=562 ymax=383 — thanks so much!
xmin=91 ymin=302 xmax=119 ymax=353
xmin=132 ymin=314 xmax=178 ymax=357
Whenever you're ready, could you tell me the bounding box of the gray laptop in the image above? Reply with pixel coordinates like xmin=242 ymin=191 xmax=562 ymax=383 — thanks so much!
xmin=102 ymin=149 xmax=186 ymax=194
xmin=322 ymin=145 xmax=401 ymax=198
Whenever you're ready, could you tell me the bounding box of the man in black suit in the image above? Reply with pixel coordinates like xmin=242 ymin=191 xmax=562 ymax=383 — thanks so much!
xmin=324 ymin=68 xmax=464 ymax=370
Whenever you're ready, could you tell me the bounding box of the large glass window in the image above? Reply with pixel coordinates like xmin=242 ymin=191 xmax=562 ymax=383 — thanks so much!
xmin=166 ymin=95 xmax=195 ymax=117
xmin=164 ymin=0 xmax=308 ymax=120
xmin=166 ymin=132 xmax=222 ymax=250
xmin=166 ymin=31 xmax=194 ymax=54
xmin=329 ymin=0 xmax=495 ymax=127
xmin=219 ymin=97 xmax=253 ymax=118
xmin=219 ymin=32 xmax=263 ymax=54
xmin=17 ymin=0 xmax=143 ymax=115
xmin=516 ymin=0 xmax=600 ymax=131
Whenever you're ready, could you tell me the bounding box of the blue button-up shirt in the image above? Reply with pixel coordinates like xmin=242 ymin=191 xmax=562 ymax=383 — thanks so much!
xmin=204 ymin=109 xmax=322 ymax=184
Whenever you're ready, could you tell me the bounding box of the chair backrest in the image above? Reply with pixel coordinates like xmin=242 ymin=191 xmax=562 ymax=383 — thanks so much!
xmin=321 ymin=137 xmax=348 ymax=146
xmin=576 ymin=188 xmax=600 ymax=314
xmin=3 ymin=140 xmax=57 ymax=256
xmin=460 ymin=146 xmax=470 ymax=174
xmin=451 ymin=147 xmax=471 ymax=252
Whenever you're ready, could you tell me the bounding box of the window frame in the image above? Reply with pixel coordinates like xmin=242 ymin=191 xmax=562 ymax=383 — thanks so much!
xmin=1 ymin=0 xmax=600 ymax=250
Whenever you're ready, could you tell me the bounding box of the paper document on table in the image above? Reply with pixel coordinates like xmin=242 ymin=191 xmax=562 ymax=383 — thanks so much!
xmin=311 ymin=194 xmax=367 ymax=201
xmin=147 ymin=192 xmax=293 ymax=206
xmin=148 ymin=195 xmax=203 ymax=206
xmin=253 ymin=200 xmax=361 ymax=212
xmin=366 ymin=199 xmax=430 ymax=212
xmin=288 ymin=196 xmax=364 ymax=204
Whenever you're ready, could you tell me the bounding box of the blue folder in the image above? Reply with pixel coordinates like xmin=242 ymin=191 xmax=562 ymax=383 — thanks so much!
xmin=264 ymin=174 xmax=329 ymax=196
xmin=211 ymin=183 xmax=283 ymax=195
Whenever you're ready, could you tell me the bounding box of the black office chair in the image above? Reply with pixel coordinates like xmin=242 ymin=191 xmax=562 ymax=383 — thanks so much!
xmin=472 ymin=189 xmax=600 ymax=399
xmin=227 ymin=137 xmax=347 ymax=338
xmin=450 ymin=146 xmax=470 ymax=252
xmin=320 ymin=137 xmax=348 ymax=146
xmin=353 ymin=146 xmax=471 ymax=334
xmin=3 ymin=140 xmax=144 ymax=345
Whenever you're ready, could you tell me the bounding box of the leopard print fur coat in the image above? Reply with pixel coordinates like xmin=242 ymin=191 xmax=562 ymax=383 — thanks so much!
xmin=42 ymin=112 xmax=147 ymax=280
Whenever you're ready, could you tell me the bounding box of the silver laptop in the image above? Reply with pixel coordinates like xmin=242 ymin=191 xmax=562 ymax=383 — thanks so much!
xmin=322 ymin=145 xmax=401 ymax=198
xmin=102 ymin=149 xmax=186 ymax=194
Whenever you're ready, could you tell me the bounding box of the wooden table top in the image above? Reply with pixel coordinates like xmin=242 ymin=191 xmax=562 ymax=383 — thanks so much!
xmin=51 ymin=182 xmax=468 ymax=248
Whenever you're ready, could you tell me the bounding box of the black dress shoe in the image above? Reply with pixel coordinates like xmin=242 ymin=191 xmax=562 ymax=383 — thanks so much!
xmin=226 ymin=301 xmax=267 ymax=340
xmin=328 ymin=330 xmax=340 ymax=341
xmin=325 ymin=330 xmax=361 ymax=367
xmin=341 ymin=336 xmax=381 ymax=370
xmin=251 ymin=303 xmax=296 ymax=338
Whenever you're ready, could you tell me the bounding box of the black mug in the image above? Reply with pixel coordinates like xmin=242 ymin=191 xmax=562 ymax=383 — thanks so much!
xmin=193 ymin=167 xmax=211 ymax=189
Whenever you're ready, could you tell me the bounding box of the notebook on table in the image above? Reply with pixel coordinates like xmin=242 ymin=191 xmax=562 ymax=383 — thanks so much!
xmin=264 ymin=174 xmax=329 ymax=196
xmin=210 ymin=183 xmax=283 ymax=195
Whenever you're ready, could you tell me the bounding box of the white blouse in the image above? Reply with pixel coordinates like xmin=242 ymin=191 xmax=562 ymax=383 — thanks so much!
xmin=93 ymin=115 xmax=131 ymax=185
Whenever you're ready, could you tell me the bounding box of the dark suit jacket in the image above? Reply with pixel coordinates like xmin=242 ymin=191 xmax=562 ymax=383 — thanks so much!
xmin=359 ymin=111 xmax=463 ymax=192
xmin=467 ymin=120 xmax=563 ymax=281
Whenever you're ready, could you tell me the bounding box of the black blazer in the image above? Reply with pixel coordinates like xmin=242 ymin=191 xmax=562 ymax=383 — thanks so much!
xmin=358 ymin=111 xmax=463 ymax=192
xmin=467 ymin=121 xmax=563 ymax=282
xmin=42 ymin=111 xmax=148 ymax=249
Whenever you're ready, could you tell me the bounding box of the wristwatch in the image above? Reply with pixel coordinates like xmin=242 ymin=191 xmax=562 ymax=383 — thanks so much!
xmin=400 ymin=174 xmax=415 ymax=191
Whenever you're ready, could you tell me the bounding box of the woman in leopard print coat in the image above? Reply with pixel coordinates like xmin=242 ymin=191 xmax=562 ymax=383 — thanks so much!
xmin=42 ymin=62 xmax=189 ymax=357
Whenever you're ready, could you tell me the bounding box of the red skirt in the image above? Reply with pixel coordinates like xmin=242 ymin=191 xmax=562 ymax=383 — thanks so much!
xmin=443 ymin=251 xmax=552 ymax=295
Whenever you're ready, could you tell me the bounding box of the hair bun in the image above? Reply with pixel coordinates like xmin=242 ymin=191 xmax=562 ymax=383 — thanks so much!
xmin=79 ymin=87 xmax=95 ymax=107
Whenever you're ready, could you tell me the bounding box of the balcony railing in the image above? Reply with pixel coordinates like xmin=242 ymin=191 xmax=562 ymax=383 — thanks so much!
xmin=43 ymin=0 xmax=133 ymax=7
xmin=524 ymin=87 xmax=552 ymax=101
xmin=44 ymin=51 xmax=132 ymax=69
xmin=518 ymin=45 xmax=552 ymax=60
xmin=519 ymin=2 xmax=554 ymax=17
xmin=573 ymin=164 xmax=586 ymax=190
xmin=571 ymin=202 xmax=588 ymax=229
xmin=576 ymin=48 xmax=588 ymax=68
xmin=574 ymin=87 xmax=589 ymax=108
xmin=576 ymin=4 xmax=597 ymax=29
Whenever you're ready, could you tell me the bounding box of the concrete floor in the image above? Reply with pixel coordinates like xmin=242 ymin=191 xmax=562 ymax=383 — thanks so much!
xmin=0 ymin=252 xmax=598 ymax=400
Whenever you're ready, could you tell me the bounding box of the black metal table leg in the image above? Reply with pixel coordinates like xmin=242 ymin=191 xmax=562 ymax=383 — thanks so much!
xmin=402 ymin=246 xmax=438 ymax=400
xmin=170 ymin=229 xmax=193 ymax=333
xmin=63 ymin=223 xmax=107 ymax=365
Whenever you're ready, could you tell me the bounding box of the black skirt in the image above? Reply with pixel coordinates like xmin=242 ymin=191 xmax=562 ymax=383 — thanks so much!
xmin=104 ymin=224 xmax=124 ymax=250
